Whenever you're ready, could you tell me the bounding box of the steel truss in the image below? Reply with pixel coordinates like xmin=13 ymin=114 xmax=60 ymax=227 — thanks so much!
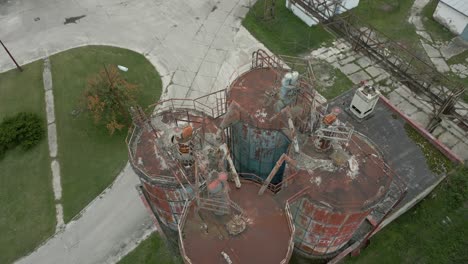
xmin=289 ymin=0 xmax=467 ymax=132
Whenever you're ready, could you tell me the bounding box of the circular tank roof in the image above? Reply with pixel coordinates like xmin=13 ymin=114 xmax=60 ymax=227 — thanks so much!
xmin=180 ymin=181 xmax=294 ymax=264
xmin=285 ymin=133 xmax=393 ymax=212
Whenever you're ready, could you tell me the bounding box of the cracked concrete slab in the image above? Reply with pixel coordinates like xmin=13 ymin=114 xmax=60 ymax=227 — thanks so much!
xmin=431 ymin=57 xmax=450 ymax=73
xmin=437 ymin=131 xmax=459 ymax=148
xmin=45 ymin=90 xmax=56 ymax=124
xmin=396 ymin=100 xmax=419 ymax=116
xmin=356 ymin=56 xmax=371 ymax=68
xmin=408 ymin=0 xmax=431 ymax=31
xmin=416 ymin=30 xmax=433 ymax=43
xmin=172 ymin=70 xmax=196 ymax=87
xmin=365 ymin=66 xmax=384 ymax=78
xmin=340 ymin=63 xmax=361 ymax=75
xmin=408 ymin=111 xmax=431 ymax=127
xmin=422 ymin=42 xmax=441 ymax=58
xmin=198 ymin=60 xmax=222 ymax=77
xmin=51 ymin=160 xmax=62 ymax=201
xmin=451 ymin=142 xmax=468 ymax=162
xmin=338 ymin=56 xmax=356 ymax=66
xmin=440 ymin=37 xmax=468 ymax=59
xmin=348 ymin=70 xmax=371 ymax=84
xmin=47 ymin=123 xmax=57 ymax=158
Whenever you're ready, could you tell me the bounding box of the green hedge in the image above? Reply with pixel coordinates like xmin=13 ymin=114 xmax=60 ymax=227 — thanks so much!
xmin=0 ymin=112 xmax=45 ymax=157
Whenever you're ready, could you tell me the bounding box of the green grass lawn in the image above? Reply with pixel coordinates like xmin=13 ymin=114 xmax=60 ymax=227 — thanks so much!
xmin=344 ymin=166 xmax=468 ymax=264
xmin=352 ymin=0 xmax=427 ymax=57
xmin=0 ymin=62 xmax=56 ymax=264
xmin=242 ymin=0 xmax=334 ymax=57
xmin=50 ymin=46 xmax=162 ymax=222
xmin=118 ymin=233 xmax=179 ymax=264
xmin=311 ymin=61 xmax=354 ymax=100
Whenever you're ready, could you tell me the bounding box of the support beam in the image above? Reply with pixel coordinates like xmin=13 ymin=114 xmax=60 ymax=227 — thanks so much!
xmin=219 ymin=144 xmax=241 ymax=188
xmin=258 ymin=154 xmax=296 ymax=195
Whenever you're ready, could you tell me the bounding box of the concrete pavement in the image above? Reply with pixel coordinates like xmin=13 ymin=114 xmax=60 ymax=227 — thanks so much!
xmin=2 ymin=0 xmax=267 ymax=263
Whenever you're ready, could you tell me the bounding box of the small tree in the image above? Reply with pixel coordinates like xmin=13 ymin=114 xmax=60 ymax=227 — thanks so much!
xmin=83 ymin=65 xmax=138 ymax=134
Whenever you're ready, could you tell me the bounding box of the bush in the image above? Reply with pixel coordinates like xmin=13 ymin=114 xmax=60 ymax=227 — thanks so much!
xmin=0 ymin=112 xmax=45 ymax=157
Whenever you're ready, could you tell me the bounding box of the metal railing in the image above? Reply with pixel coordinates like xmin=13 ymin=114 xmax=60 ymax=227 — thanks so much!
xmin=281 ymin=201 xmax=296 ymax=264
xmin=125 ymin=125 xmax=180 ymax=186
xmin=151 ymin=89 xmax=228 ymax=119
xmin=178 ymin=199 xmax=192 ymax=264
xmin=252 ymin=49 xmax=285 ymax=70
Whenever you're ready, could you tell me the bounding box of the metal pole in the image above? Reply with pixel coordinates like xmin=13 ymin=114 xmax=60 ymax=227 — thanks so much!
xmin=0 ymin=39 xmax=23 ymax=72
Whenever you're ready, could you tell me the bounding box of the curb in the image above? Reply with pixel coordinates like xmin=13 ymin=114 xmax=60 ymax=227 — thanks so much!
xmin=379 ymin=95 xmax=464 ymax=164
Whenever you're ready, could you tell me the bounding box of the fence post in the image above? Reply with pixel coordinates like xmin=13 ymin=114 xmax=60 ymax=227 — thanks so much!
xmin=0 ymin=39 xmax=23 ymax=72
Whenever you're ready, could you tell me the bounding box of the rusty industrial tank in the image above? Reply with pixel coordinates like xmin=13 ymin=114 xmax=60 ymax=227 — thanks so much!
xmin=178 ymin=180 xmax=295 ymax=264
xmin=127 ymin=106 xmax=222 ymax=230
xmin=127 ymin=93 xmax=297 ymax=264
xmin=284 ymin=131 xmax=392 ymax=257
xmin=222 ymin=67 xmax=308 ymax=184
xmin=221 ymin=54 xmax=394 ymax=259
xmin=129 ymin=50 xmax=399 ymax=263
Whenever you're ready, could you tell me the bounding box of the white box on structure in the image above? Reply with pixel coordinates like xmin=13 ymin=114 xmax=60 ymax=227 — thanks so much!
xmin=349 ymin=85 xmax=380 ymax=119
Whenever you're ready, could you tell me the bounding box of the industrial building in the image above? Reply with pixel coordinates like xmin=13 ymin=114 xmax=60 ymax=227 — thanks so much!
xmin=433 ymin=0 xmax=468 ymax=40
xmin=127 ymin=49 xmax=409 ymax=263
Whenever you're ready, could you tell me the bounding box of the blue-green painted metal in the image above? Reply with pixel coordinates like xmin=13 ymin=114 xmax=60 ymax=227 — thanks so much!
xmin=230 ymin=122 xmax=290 ymax=184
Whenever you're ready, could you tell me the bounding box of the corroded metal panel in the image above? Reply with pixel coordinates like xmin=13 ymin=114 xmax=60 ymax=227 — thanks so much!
xmin=231 ymin=122 xmax=289 ymax=183
xmin=293 ymin=197 xmax=370 ymax=256
xmin=143 ymin=182 xmax=193 ymax=230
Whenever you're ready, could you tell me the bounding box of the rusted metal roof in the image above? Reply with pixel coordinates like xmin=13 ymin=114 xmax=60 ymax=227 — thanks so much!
xmin=180 ymin=181 xmax=294 ymax=264
xmin=279 ymin=133 xmax=392 ymax=212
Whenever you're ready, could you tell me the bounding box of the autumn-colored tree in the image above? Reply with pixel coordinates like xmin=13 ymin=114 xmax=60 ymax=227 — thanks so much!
xmin=83 ymin=65 xmax=139 ymax=134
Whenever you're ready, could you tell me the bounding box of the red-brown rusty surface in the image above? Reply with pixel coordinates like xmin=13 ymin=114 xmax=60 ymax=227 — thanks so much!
xmin=292 ymin=198 xmax=371 ymax=255
xmin=134 ymin=128 xmax=173 ymax=177
xmin=280 ymin=133 xmax=391 ymax=211
xmin=133 ymin=111 xmax=221 ymax=179
xmin=276 ymin=133 xmax=392 ymax=256
xmin=142 ymin=182 xmax=187 ymax=230
xmin=228 ymin=68 xmax=292 ymax=130
xmin=132 ymin=110 xmax=223 ymax=230
xmin=181 ymin=181 xmax=292 ymax=264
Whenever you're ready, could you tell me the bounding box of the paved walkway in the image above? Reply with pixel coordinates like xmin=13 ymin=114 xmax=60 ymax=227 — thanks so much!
xmin=42 ymin=57 xmax=64 ymax=230
xmin=1 ymin=0 xmax=267 ymax=263
xmin=408 ymin=0 xmax=468 ymax=76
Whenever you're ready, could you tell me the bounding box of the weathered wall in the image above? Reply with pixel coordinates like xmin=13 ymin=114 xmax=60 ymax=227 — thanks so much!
xmin=433 ymin=2 xmax=468 ymax=35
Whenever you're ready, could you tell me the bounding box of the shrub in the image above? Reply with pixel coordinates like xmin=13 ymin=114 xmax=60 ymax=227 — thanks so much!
xmin=0 ymin=112 xmax=45 ymax=157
